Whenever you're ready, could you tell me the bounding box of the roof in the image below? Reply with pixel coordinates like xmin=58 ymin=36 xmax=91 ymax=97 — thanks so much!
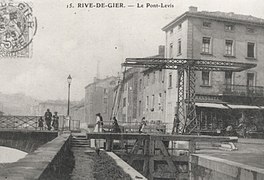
xmin=162 ymin=8 xmax=264 ymax=31
xmin=71 ymin=99 xmax=85 ymax=109
xmin=196 ymin=102 xmax=228 ymax=109
xmin=85 ymin=76 xmax=118 ymax=89
xmin=196 ymin=103 xmax=261 ymax=110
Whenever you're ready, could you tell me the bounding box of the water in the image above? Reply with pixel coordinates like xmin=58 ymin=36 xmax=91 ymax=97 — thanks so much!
xmin=0 ymin=146 xmax=27 ymax=163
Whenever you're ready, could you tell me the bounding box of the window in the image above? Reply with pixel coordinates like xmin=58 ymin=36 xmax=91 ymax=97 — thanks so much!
xmin=225 ymin=40 xmax=234 ymax=55
xmin=138 ymin=100 xmax=141 ymax=116
xmin=123 ymin=98 xmax=126 ymax=107
xmin=247 ymin=27 xmax=255 ymax=33
xmin=168 ymin=73 xmax=172 ymax=88
xmin=203 ymin=21 xmax=211 ymax=28
xmin=178 ymin=39 xmax=181 ymax=55
xmin=152 ymin=72 xmax=155 ymax=84
xmin=146 ymin=74 xmax=149 ymax=86
xmin=247 ymin=73 xmax=255 ymax=86
xmin=159 ymin=70 xmax=162 ymax=82
xmin=202 ymin=37 xmax=211 ymax=54
xmin=152 ymin=95 xmax=155 ymax=109
xmin=169 ymin=43 xmax=173 ymax=58
xmin=225 ymin=24 xmax=234 ymax=31
xmin=158 ymin=93 xmax=162 ymax=110
xmin=146 ymin=96 xmax=149 ymax=110
xmin=170 ymin=29 xmax=173 ymax=34
xmin=247 ymin=42 xmax=255 ymax=58
xmin=225 ymin=72 xmax=232 ymax=85
xmin=103 ymin=88 xmax=108 ymax=94
xmin=202 ymin=71 xmax=210 ymax=86
xmin=178 ymin=23 xmax=182 ymax=30
xmin=103 ymin=97 xmax=108 ymax=103
xmin=139 ymin=79 xmax=142 ymax=90
xmin=225 ymin=71 xmax=233 ymax=92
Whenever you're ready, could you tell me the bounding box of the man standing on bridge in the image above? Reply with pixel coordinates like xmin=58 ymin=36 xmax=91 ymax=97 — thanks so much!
xmin=44 ymin=109 xmax=52 ymax=130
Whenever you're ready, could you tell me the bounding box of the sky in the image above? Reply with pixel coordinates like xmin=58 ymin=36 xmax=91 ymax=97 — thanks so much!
xmin=0 ymin=0 xmax=264 ymax=101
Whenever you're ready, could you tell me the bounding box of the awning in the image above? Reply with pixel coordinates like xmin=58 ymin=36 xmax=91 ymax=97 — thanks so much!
xmin=226 ymin=104 xmax=260 ymax=109
xmin=195 ymin=103 xmax=229 ymax=109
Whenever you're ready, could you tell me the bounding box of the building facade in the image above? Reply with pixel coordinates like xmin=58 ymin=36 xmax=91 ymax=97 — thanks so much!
xmin=115 ymin=46 xmax=165 ymax=125
xmin=84 ymin=76 xmax=118 ymax=125
xmin=70 ymin=100 xmax=85 ymax=127
xmin=33 ymin=100 xmax=69 ymax=116
xmin=162 ymin=6 xmax=264 ymax=133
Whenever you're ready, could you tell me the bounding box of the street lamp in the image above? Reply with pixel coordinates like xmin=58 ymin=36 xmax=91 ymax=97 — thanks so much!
xmin=67 ymin=75 xmax=72 ymax=130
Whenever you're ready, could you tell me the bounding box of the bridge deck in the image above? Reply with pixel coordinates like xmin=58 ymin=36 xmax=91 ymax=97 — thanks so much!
xmin=86 ymin=132 xmax=237 ymax=142
xmin=196 ymin=138 xmax=264 ymax=169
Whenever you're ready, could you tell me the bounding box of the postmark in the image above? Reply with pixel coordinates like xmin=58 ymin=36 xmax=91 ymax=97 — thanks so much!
xmin=0 ymin=1 xmax=37 ymax=58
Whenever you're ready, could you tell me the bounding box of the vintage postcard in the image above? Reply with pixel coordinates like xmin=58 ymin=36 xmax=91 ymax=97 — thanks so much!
xmin=0 ymin=0 xmax=263 ymax=179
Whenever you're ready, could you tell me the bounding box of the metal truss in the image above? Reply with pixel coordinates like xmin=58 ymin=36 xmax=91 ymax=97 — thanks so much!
xmin=122 ymin=58 xmax=256 ymax=134
xmin=123 ymin=58 xmax=256 ymax=72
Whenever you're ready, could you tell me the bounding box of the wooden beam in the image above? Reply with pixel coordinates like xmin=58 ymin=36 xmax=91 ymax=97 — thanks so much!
xmin=86 ymin=132 xmax=237 ymax=143
xmin=130 ymin=139 xmax=142 ymax=154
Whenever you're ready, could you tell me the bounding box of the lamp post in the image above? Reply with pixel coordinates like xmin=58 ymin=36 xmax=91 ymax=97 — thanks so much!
xmin=67 ymin=75 xmax=72 ymax=130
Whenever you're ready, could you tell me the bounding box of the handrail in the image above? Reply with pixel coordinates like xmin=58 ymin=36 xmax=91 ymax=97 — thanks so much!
xmin=0 ymin=115 xmax=81 ymax=131
xmin=223 ymin=84 xmax=264 ymax=96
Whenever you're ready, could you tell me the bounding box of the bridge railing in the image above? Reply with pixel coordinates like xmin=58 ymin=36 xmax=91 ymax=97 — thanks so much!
xmin=87 ymin=120 xmax=167 ymax=133
xmin=0 ymin=115 xmax=80 ymax=131
xmin=0 ymin=115 xmax=40 ymax=130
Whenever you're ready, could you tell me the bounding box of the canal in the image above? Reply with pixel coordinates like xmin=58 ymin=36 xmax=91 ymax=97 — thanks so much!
xmin=0 ymin=146 xmax=27 ymax=164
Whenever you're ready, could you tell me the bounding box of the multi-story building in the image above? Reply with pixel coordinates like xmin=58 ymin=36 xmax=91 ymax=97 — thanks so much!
xmin=162 ymin=6 xmax=264 ymax=133
xmin=70 ymin=100 xmax=85 ymax=127
xmin=33 ymin=100 xmax=69 ymax=116
xmin=84 ymin=76 xmax=118 ymax=125
xmin=140 ymin=46 xmax=166 ymax=123
xmin=115 ymin=46 xmax=165 ymax=124
xmin=114 ymin=68 xmax=140 ymax=123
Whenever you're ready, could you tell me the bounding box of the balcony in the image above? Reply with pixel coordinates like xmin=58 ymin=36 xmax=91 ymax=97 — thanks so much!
xmin=223 ymin=84 xmax=264 ymax=97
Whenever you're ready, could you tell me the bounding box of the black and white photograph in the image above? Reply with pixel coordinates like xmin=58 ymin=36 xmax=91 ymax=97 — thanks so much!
xmin=0 ymin=0 xmax=264 ymax=179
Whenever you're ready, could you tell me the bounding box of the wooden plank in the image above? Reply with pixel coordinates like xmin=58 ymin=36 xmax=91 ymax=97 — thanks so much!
xmin=86 ymin=132 xmax=237 ymax=143
xmin=189 ymin=141 xmax=196 ymax=154
xmin=149 ymin=139 xmax=155 ymax=155
xmin=150 ymin=134 xmax=237 ymax=142
xmin=130 ymin=139 xmax=141 ymax=154
xmin=156 ymin=141 xmax=169 ymax=156
xmin=143 ymin=139 xmax=149 ymax=155
xmin=149 ymin=157 xmax=155 ymax=180
xmin=152 ymin=172 xmax=178 ymax=179
xmin=153 ymin=155 xmax=189 ymax=162
xmin=142 ymin=158 xmax=149 ymax=176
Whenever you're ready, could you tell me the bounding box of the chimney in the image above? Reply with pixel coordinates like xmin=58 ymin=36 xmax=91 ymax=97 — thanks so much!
xmin=158 ymin=45 xmax=165 ymax=56
xmin=189 ymin=6 xmax=198 ymax=12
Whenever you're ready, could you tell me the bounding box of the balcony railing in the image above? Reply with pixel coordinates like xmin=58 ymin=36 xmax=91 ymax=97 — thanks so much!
xmin=223 ymin=84 xmax=264 ymax=97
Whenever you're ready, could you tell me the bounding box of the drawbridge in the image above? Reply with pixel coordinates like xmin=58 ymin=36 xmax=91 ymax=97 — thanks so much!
xmin=122 ymin=58 xmax=256 ymax=134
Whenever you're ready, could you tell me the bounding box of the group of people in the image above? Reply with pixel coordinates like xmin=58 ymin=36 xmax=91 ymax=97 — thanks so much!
xmin=38 ymin=109 xmax=59 ymax=131
xmin=93 ymin=113 xmax=146 ymax=133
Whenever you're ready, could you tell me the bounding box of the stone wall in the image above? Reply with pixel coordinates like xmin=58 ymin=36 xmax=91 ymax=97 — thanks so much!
xmin=0 ymin=134 xmax=73 ymax=180
xmin=0 ymin=129 xmax=58 ymax=153
xmin=190 ymin=154 xmax=264 ymax=180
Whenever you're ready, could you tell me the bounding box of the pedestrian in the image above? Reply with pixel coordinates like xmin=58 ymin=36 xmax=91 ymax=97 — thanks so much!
xmin=91 ymin=113 xmax=104 ymax=149
xmin=112 ymin=117 xmax=121 ymax=133
xmin=52 ymin=112 xmax=59 ymax=131
xmin=38 ymin=117 xmax=44 ymax=130
xmin=44 ymin=109 xmax=52 ymax=130
xmin=139 ymin=117 xmax=146 ymax=133
xmin=95 ymin=113 xmax=103 ymax=132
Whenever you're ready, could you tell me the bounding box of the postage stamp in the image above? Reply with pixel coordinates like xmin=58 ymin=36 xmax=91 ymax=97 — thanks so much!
xmin=0 ymin=1 xmax=37 ymax=58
